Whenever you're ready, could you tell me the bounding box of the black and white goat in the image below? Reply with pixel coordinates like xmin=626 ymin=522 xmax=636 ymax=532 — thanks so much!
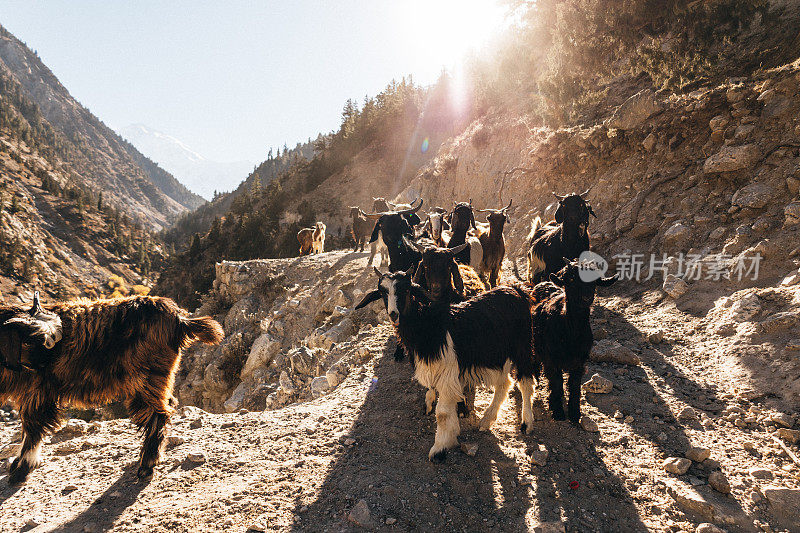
xmin=362 ymin=199 xmax=424 ymax=272
xmin=531 ymin=259 xmax=616 ymax=423
xmin=407 ymin=241 xmax=485 ymax=417
xmin=525 ymin=191 xmax=596 ymax=283
xmin=356 ymin=268 xmax=537 ymax=461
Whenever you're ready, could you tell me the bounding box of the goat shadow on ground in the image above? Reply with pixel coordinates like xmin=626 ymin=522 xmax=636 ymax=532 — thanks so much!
xmin=49 ymin=464 xmax=149 ymax=532
xmin=0 ymin=475 xmax=22 ymax=509
xmin=588 ymin=305 xmax=754 ymax=530
xmin=292 ymin=333 xmax=648 ymax=532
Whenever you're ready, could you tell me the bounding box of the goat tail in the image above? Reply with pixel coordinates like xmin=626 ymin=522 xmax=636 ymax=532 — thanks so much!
xmin=178 ymin=316 xmax=224 ymax=348
xmin=511 ymin=259 xmax=525 ymax=282
xmin=526 ymin=216 xmax=542 ymax=246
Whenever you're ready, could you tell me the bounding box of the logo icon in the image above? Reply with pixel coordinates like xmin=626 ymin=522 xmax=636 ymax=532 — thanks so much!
xmin=577 ymin=250 xmax=608 ymax=282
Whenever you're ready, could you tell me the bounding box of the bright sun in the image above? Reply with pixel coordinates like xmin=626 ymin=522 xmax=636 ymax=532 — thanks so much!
xmin=403 ymin=0 xmax=508 ymax=74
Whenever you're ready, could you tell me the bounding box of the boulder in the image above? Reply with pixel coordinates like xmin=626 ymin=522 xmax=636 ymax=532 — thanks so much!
xmin=709 ymin=115 xmax=730 ymax=132
xmin=310 ymin=376 xmax=331 ymax=398
xmin=241 ymin=334 xmax=280 ymax=380
xmin=762 ymin=486 xmax=800 ymax=523
xmin=663 ymin=223 xmax=691 ymax=249
xmin=582 ymin=373 xmax=613 ymax=394
xmin=708 ymin=471 xmax=731 ymax=494
xmin=663 ymin=457 xmax=691 ymax=475
xmin=784 ymin=202 xmax=800 ymax=226
xmin=703 ymin=144 xmax=760 ymax=173
xmin=663 ymin=274 xmax=688 ymax=299
xmin=686 ymin=446 xmax=711 ymax=463
xmin=590 ymin=339 xmax=640 ymax=365
xmin=731 ymin=183 xmax=776 ymax=210
xmin=605 ymin=89 xmax=663 ymax=130
xmin=642 ymin=133 xmax=657 ymax=152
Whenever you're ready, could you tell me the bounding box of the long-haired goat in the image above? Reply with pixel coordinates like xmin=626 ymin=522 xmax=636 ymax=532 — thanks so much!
xmin=355 ymin=268 xmax=538 ymax=462
xmin=525 ymin=191 xmax=597 ymax=283
xmin=420 ymin=207 xmax=450 ymax=247
xmin=407 ymin=241 xmax=485 ymax=417
xmin=476 ymin=199 xmax=512 ymax=288
xmin=531 ymin=259 xmax=616 ymax=423
xmin=0 ymin=294 xmax=223 ymax=484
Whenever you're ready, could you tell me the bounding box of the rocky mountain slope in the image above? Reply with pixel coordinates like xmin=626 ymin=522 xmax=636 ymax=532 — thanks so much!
xmin=0 ymin=25 xmax=204 ymax=230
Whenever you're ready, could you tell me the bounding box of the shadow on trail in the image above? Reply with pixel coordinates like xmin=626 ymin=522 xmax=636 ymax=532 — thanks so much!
xmin=294 ymin=334 xmax=648 ymax=532
xmin=51 ymin=464 xmax=149 ymax=532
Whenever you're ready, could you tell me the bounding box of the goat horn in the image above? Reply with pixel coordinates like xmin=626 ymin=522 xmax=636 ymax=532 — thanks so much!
xmin=448 ymin=243 xmax=468 ymax=256
xmin=373 ymin=267 xmax=385 ymax=278
xmin=562 ymin=256 xmax=573 ymax=265
xmin=502 ymin=199 xmax=513 ymax=212
xmin=405 ymin=236 xmax=426 ymax=253
xmin=361 ymin=210 xmax=389 ymax=219
xmin=29 ymin=291 xmax=43 ymax=316
xmin=553 ymin=192 xmax=566 ymax=201
xmin=475 ymin=208 xmax=494 ymax=213
xmin=580 ymin=189 xmax=590 ymax=199
xmin=396 ymin=198 xmax=423 ymax=216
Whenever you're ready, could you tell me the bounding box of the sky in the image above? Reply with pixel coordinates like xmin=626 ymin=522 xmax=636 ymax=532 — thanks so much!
xmin=0 ymin=1 xmax=507 ymax=174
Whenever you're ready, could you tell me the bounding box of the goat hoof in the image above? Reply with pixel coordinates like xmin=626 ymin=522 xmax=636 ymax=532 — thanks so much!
xmin=8 ymin=463 xmax=29 ymax=485
xmin=429 ymin=450 xmax=447 ymax=463
xmin=136 ymin=466 xmax=154 ymax=480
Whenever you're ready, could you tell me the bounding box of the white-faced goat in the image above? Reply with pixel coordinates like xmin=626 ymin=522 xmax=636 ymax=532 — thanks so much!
xmin=407 ymin=241 xmax=485 ymax=417
xmin=420 ymin=207 xmax=450 ymax=247
xmin=531 ymin=259 xmax=616 ymax=423
xmin=476 ymin=199 xmax=512 ymax=288
xmin=356 ymin=268 xmax=538 ymax=462
xmin=0 ymin=293 xmax=224 ymax=484
xmin=525 ymin=191 xmax=597 ymax=283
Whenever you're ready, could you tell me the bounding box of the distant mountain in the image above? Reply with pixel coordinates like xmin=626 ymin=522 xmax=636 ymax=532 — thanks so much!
xmin=119 ymin=124 xmax=254 ymax=200
xmin=0 ymin=25 xmax=204 ymax=230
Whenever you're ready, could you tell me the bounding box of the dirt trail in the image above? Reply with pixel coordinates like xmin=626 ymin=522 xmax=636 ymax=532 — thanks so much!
xmin=1 ymin=250 xmax=798 ymax=532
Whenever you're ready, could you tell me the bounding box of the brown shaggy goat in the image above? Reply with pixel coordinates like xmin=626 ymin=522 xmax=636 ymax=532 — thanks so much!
xmin=476 ymin=199 xmax=512 ymax=288
xmin=0 ymin=295 xmax=223 ymax=484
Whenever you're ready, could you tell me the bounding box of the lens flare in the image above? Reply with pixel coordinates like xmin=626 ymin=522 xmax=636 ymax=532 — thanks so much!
xmin=421 ymin=137 xmax=429 ymax=153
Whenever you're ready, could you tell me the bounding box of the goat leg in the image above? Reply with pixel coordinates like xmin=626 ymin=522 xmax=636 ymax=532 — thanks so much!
xmin=457 ymin=384 xmax=475 ymax=418
xmin=546 ymin=367 xmax=566 ymax=421
xmin=127 ymin=394 xmax=170 ymax=480
xmin=567 ymin=369 xmax=584 ymax=424
xmin=9 ymin=400 xmax=60 ymax=485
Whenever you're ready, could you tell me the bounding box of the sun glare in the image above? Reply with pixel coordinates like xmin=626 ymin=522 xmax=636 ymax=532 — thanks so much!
xmin=403 ymin=0 xmax=507 ymax=75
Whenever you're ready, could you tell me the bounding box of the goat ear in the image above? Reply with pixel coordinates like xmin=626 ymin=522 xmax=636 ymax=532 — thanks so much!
xmin=0 ymin=326 xmax=22 ymax=370
xmin=410 ymin=283 xmax=433 ymax=303
xmin=549 ymin=273 xmax=564 ymax=286
xmin=412 ymin=261 xmax=425 ymax=285
xmin=450 ymin=260 xmax=464 ymax=295
xmin=448 ymin=243 xmax=468 ymax=256
xmin=596 ymin=274 xmax=618 ymax=287
xmin=442 ymin=218 xmax=450 ymax=230
xmin=554 ymin=204 xmax=564 ymax=224
xmin=368 ymin=220 xmax=381 ymax=243
xmin=355 ymin=290 xmax=382 ymax=310
xmin=373 ymin=266 xmax=385 ymax=278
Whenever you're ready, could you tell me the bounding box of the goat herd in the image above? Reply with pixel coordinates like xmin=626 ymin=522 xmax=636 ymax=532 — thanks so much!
xmin=0 ymin=191 xmax=614 ymax=487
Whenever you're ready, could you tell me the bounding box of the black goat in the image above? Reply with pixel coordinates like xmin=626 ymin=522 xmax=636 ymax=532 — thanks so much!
xmin=363 ymin=199 xmax=424 ymax=272
xmin=348 ymin=206 xmax=373 ymax=252
xmin=525 ymin=191 xmax=597 ymax=283
xmin=355 ymin=268 xmax=538 ymax=462
xmin=446 ymin=200 xmax=477 ymax=265
xmin=531 ymin=259 xmax=616 ymax=423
